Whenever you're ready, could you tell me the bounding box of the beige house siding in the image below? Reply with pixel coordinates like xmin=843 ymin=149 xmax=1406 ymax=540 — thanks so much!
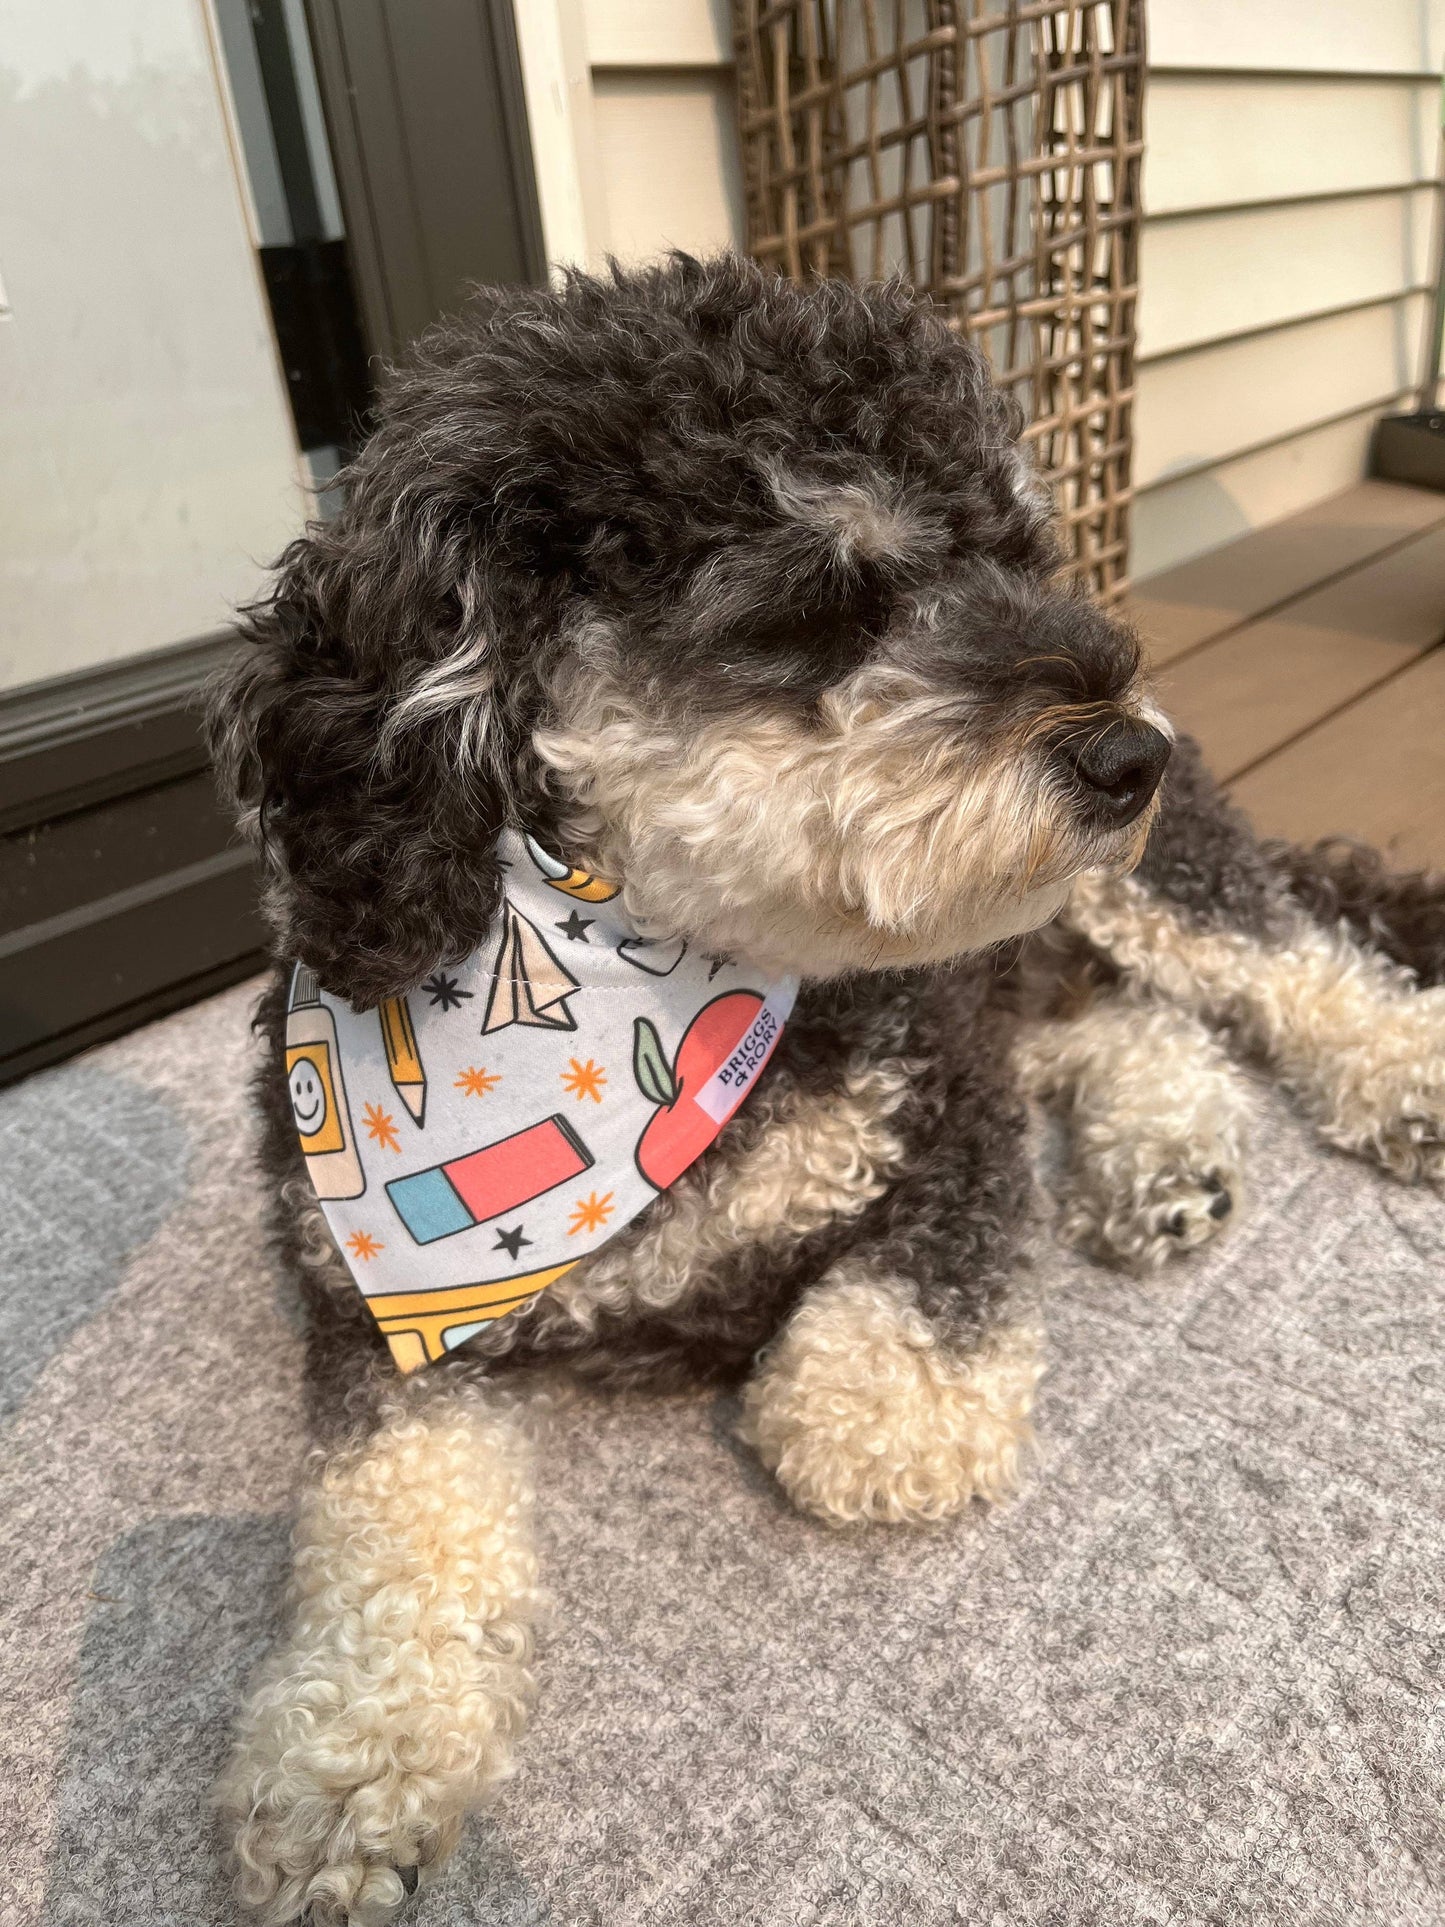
xmin=518 ymin=0 xmax=1445 ymax=581
xmin=1136 ymin=0 xmax=1445 ymax=575
xmin=580 ymin=0 xmax=741 ymax=263
xmin=514 ymin=1 xmax=742 ymax=272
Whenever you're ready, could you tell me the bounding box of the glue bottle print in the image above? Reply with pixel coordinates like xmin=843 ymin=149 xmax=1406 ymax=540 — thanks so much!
xmin=286 ymin=967 xmax=366 ymax=1199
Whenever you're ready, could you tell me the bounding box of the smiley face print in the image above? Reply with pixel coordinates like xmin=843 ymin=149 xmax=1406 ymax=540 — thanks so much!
xmin=287 ymin=971 xmax=368 ymax=1200
xmin=289 ymin=1054 xmax=329 ymax=1138
xmin=286 ymin=1042 xmax=346 ymax=1155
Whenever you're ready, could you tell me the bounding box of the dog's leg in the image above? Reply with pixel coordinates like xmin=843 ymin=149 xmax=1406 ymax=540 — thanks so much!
xmin=1067 ymin=871 xmax=1445 ymax=1183
xmin=739 ymin=1265 xmax=1044 ymax=1525
xmin=739 ymin=995 xmax=1044 ymax=1527
xmin=1015 ymin=992 xmax=1253 ymax=1267
xmin=217 ymin=1381 xmax=539 ymax=1927
xmin=1268 ymin=836 xmax=1445 ymax=987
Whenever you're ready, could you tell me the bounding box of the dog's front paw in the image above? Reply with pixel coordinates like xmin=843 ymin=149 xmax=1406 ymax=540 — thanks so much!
xmin=223 ymin=1794 xmax=431 ymax=1926
xmin=739 ymin=1274 xmax=1043 ymax=1525
xmin=1016 ymin=996 xmax=1253 ymax=1273
xmin=217 ymin=1401 xmax=539 ymax=1925
xmin=1058 ymin=1160 xmax=1237 ymax=1269
xmin=216 ymin=1652 xmax=464 ymax=1926
xmin=1301 ymin=988 xmax=1445 ymax=1183
xmin=232 ymin=1822 xmax=425 ymax=1927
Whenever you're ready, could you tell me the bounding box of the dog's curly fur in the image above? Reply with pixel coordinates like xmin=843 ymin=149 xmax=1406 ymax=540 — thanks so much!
xmin=208 ymin=256 xmax=1445 ymax=1925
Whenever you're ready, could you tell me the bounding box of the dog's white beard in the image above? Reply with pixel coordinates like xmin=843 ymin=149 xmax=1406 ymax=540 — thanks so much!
xmin=535 ymin=663 xmax=1096 ymax=978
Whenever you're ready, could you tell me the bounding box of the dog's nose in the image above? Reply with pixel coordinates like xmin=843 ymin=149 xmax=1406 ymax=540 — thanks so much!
xmin=1066 ymin=718 xmax=1171 ymax=825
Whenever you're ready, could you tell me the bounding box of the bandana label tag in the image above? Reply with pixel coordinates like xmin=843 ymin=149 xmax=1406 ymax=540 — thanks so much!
xmin=693 ymin=987 xmax=793 ymax=1125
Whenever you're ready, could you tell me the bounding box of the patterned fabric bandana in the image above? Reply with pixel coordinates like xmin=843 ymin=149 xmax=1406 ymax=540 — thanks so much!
xmin=286 ymin=830 xmax=797 ymax=1371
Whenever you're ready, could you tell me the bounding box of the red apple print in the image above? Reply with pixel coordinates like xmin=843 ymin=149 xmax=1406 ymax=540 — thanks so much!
xmin=633 ymin=991 xmax=764 ymax=1190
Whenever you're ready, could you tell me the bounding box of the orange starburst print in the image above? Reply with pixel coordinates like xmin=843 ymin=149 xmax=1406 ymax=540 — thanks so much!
xmin=454 ymin=1065 xmax=502 ymax=1098
xmin=361 ymin=1101 xmax=401 ymax=1152
xmin=345 ymin=1229 xmax=384 ymax=1262
xmin=567 ymin=1190 xmax=615 ymax=1237
xmin=560 ymin=1057 xmax=607 ymax=1103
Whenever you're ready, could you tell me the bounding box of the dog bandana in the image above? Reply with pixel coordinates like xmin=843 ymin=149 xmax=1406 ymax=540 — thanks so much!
xmin=286 ymin=830 xmax=797 ymax=1372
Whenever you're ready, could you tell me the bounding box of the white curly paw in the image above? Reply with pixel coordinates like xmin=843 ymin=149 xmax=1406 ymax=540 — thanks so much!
xmin=739 ymin=1273 xmax=1043 ymax=1524
xmin=1059 ymin=1158 xmax=1237 ymax=1269
xmin=218 ymin=1399 xmax=539 ymax=1923
xmin=216 ymin=1645 xmax=468 ymax=1926
xmin=1295 ymin=985 xmax=1445 ymax=1183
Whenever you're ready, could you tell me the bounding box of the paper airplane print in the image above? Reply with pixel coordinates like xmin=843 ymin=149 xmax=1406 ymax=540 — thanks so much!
xmin=482 ymin=903 xmax=580 ymax=1033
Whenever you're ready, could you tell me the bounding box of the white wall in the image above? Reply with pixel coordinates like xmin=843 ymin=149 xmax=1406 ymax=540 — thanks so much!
xmin=517 ymin=0 xmax=1445 ymax=581
xmin=0 ymin=0 xmax=305 ymax=691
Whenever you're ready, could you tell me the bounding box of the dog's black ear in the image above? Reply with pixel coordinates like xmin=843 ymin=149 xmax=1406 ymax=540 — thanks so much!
xmin=208 ymin=492 xmax=521 ymax=1008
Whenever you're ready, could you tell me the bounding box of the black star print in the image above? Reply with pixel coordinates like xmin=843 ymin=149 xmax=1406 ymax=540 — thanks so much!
xmin=421 ymin=971 xmax=473 ymax=1012
xmin=493 ymin=1224 xmax=532 ymax=1260
xmin=555 ymin=911 xmax=594 ymax=943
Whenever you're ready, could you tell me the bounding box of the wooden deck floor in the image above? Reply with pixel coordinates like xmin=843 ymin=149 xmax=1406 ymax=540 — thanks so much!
xmin=1129 ymin=480 xmax=1445 ymax=870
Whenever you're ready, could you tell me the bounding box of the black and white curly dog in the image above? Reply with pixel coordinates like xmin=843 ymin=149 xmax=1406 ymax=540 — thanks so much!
xmin=209 ymin=255 xmax=1445 ymax=1924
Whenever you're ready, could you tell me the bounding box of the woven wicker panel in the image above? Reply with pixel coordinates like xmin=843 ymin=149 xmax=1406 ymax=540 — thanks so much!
xmin=732 ymin=0 xmax=1146 ymax=600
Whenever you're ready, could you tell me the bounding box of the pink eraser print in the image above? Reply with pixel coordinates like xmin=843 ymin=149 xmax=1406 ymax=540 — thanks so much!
xmin=386 ymin=1114 xmax=593 ymax=1244
xmin=444 ymin=1114 xmax=592 ymax=1220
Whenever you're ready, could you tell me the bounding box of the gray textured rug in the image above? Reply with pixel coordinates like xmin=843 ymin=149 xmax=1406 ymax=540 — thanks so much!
xmin=4 ymin=979 xmax=1443 ymax=1927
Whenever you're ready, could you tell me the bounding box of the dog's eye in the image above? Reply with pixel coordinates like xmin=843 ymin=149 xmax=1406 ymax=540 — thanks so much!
xmin=665 ymin=561 xmax=896 ymax=704
xmin=734 ymin=579 xmax=893 ymax=668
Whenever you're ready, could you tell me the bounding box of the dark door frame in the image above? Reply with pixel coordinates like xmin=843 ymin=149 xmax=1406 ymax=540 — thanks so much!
xmin=0 ymin=637 xmax=267 ymax=1086
xmin=303 ymin=0 xmax=546 ymax=362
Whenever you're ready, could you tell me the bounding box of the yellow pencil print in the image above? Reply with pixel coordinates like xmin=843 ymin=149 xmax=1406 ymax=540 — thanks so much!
xmin=378 ymin=994 xmax=427 ymax=1126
